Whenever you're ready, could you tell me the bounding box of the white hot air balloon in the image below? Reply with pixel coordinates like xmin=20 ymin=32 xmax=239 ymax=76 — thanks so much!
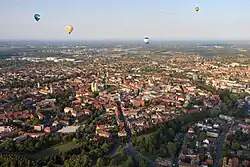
xmin=144 ymin=37 xmax=149 ymax=44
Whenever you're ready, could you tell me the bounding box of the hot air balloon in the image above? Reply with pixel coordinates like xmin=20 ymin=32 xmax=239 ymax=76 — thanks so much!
xmin=144 ymin=37 xmax=149 ymax=44
xmin=195 ymin=7 xmax=199 ymax=12
xmin=65 ymin=25 xmax=73 ymax=34
xmin=34 ymin=14 xmax=40 ymax=22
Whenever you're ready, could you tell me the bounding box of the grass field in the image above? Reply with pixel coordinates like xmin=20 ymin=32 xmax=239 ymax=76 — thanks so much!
xmin=25 ymin=142 xmax=80 ymax=160
xmin=134 ymin=131 xmax=157 ymax=140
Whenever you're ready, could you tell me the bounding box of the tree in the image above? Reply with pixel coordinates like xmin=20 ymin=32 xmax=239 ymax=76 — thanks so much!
xmin=199 ymin=132 xmax=207 ymax=141
xmin=222 ymin=143 xmax=227 ymax=150
xmin=138 ymin=159 xmax=147 ymax=167
xmin=117 ymin=145 xmax=124 ymax=153
xmin=125 ymin=156 xmax=135 ymax=167
xmin=109 ymin=159 xmax=118 ymax=166
xmin=159 ymin=146 xmax=168 ymax=157
xmin=221 ymin=150 xmax=229 ymax=157
xmin=35 ymin=142 xmax=41 ymax=150
xmin=64 ymin=154 xmax=91 ymax=167
xmin=96 ymin=158 xmax=104 ymax=167
xmin=167 ymin=142 xmax=177 ymax=156
xmin=72 ymin=138 xmax=78 ymax=143
xmin=168 ymin=128 xmax=175 ymax=139
xmin=62 ymin=136 xmax=69 ymax=142
xmin=231 ymin=142 xmax=240 ymax=150
xmin=101 ymin=142 xmax=109 ymax=153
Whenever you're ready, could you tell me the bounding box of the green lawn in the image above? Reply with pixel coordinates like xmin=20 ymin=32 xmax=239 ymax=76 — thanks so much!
xmin=134 ymin=131 xmax=157 ymax=140
xmin=25 ymin=142 xmax=80 ymax=160
xmin=55 ymin=142 xmax=79 ymax=152
xmin=111 ymin=153 xmax=128 ymax=162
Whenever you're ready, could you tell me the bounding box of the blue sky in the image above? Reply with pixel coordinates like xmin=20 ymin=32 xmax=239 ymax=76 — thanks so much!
xmin=0 ymin=0 xmax=250 ymax=40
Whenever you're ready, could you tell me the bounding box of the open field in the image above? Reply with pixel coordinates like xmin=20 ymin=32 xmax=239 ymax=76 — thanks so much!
xmin=25 ymin=142 xmax=80 ymax=160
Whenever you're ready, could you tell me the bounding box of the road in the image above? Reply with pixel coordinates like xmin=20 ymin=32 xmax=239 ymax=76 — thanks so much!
xmin=105 ymin=139 xmax=120 ymax=157
xmin=116 ymin=100 xmax=155 ymax=167
xmin=213 ymin=123 xmax=232 ymax=167
xmin=116 ymin=101 xmax=132 ymax=142
xmin=174 ymin=133 xmax=188 ymax=167
xmin=125 ymin=142 xmax=155 ymax=167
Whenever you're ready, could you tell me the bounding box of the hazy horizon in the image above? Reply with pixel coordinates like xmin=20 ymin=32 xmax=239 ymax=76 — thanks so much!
xmin=1 ymin=0 xmax=250 ymax=41
xmin=1 ymin=39 xmax=250 ymax=44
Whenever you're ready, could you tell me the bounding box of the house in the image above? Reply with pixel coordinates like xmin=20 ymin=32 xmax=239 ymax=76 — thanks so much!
xmin=188 ymin=128 xmax=195 ymax=134
xmin=44 ymin=126 xmax=57 ymax=133
xmin=13 ymin=135 xmax=28 ymax=142
xmin=238 ymin=123 xmax=250 ymax=134
xmin=131 ymin=99 xmax=145 ymax=107
xmin=179 ymin=162 xmax=200 ymax=167
xmin=64 ymin=107 xmax=74 ymax=114
xmin=0 ymin=126 xmax=13 ymax=133
xmin=207 ymin=131 xmax=219 ymax=138
xmin=57 ymin=126 xmax=80 ymax=133
xmin=71 ymin=110 xmax=84 ymax=117
xmin=99 ymin=131 xmax=111 ymax=138
xmin=155 ymin=157 xmax=172 ymax=167
xmin=37 ymin=112 xmax=45 ymax=120
xmin=22 ymin=132 xmax=46 ymax=138
xmin=34 ymin=124 xmax=44 ymax=131
xmin=118 ymin=130 xmax=127 ymax=137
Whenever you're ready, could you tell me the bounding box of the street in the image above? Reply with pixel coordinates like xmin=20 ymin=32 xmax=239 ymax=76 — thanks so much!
xmin=117 ymin=101 xmax=155 ymax=167
xmin=213 ymin=123 xmax=232 ymax=167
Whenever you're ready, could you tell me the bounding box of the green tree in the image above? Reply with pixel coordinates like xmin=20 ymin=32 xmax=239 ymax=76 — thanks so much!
xmin=64 ymin=154 xmax=91 ymax=167
xmin=231 ymin=142 xmax=240 ymax=150
xmin=125 ymin=156 xmax=135 ymax=167
xmin=199 ymin=132 xmax=207 ymax=141
xmin=72 ymin=138 xmax=78 ymax=143
xmin=101 ymin=142 xmax=109 ymax=153
xmin=35 ymin=142 xmax=41 ymax=150
xmin=167 ymin=142 xmax=177 ymax=156
xmin=109 ymin=159 xmax=118 ymax=166
xmin=222 ymin=143 xmax=227 ymax=150
xmin=138 ymin=159 xmax=147 ymax=167
xmin=96 ymin=158 xmax=104 ymax=167
xmin=117 ymin=145 xmax=124 ymax=153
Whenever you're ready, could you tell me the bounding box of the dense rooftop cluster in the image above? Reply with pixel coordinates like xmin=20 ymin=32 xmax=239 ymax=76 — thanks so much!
xmin=0 ymin=43 xmax=250 ymax=167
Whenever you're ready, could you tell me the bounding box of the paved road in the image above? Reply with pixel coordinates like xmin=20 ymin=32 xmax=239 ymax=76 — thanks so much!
xmin=106 ymin=139 xmax=120 ymax=157
xmin=175 ymin=133 xmax=188 ymax=167
xmin=125 ymin=143 xmax=155 ymax=167
xmin=116 ymin=101 xmax=155 ymax=167
xmin=213 ymin=123 xmax=232 ymax=167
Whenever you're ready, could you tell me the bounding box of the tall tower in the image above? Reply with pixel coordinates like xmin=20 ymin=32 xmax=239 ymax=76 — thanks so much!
xmin=105 ymin=71 xmax=109 ymax=84
xmin=49 ymin=83 xmax=53 ymax=94
xmin=117 ymin=93 xmax=121 ymax=102
xmin=106 ymin=72 xmax=109 ymax=78
xmin=91 ymin=81 xmax=98 ymax=92
xmin=95 ymin=82 xmax=98 ymax=91
xmin=91 ymin=82 xmax=95 ymax=92
xmin=45 ymin=84 xmax=48 ymax=90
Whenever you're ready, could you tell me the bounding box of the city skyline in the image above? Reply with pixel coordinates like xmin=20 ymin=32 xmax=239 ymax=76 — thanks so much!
xmin=1 ymin=0 xmax=250 ymax=40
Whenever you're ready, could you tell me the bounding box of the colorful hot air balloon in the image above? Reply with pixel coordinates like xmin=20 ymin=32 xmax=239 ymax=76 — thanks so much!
xmin=144 ymin=37 xmax=149 ymax=44
xmin=195 ymin=7 xmax=199 ymax=12
xmin=34 ymin=14 xmax=40 ymax=22
xmin=65 ymin=25 xmax=73 ymax=34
